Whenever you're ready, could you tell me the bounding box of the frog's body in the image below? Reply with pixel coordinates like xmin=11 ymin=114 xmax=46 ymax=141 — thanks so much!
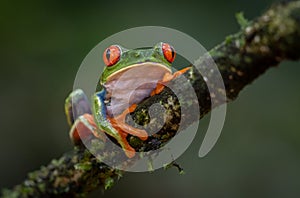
xmin=104 ymin=62 xmax=171 ymax=116
xmin=65 ymin=42 xmax=189 ymax=158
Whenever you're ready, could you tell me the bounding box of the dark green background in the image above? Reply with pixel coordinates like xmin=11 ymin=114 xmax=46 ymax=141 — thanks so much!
xmin=1 ymin=0 xmax=300 ymax=197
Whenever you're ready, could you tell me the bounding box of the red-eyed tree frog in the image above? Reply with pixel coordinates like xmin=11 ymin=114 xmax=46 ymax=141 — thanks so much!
xmin=65 ymin=42 xmax=190 ymax=158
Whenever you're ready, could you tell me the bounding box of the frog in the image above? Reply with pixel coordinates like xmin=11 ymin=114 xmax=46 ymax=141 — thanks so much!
xmin=65 ymin=42 xmax=190 ymax=158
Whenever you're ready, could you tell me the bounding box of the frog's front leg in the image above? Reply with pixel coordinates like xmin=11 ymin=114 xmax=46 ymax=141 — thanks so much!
xmin=151 ymin=67 xmax=191 ymax=96
xmin=65 ymin=89 xmax=104 ymax=145
xmin=93 ymin=90 xmax=147 ymax=158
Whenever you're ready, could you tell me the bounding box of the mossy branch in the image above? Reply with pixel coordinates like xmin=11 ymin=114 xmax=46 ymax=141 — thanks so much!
xmin=3 ymin=1 xmax=300 ymax=197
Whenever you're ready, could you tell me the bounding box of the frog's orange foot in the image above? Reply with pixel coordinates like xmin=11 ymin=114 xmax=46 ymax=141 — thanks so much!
xmin=107 ymin=104 xmax=148 ymax=158
xmin=151 ymin=67 xmax=191 ymax=96
xmin=70 ymin=113 xmax=105 ymax=145
xmin=108 ymin=104 xmax=148 ymax=141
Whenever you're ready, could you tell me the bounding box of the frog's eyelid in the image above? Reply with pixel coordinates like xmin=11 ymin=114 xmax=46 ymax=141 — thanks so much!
xmin=111 ymin=45 xmax=128 ymax=54
xmin=154 ymin=41 xmax=171 ymax=53
xmin=111 ymin=45 xmax=122 ymax=51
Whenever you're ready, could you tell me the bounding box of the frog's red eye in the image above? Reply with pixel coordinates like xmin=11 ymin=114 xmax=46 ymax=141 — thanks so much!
xmin=103 ymin=45 xmax=121 ymax=66
xmin=162 ymin=43 xmax=176 ymax=63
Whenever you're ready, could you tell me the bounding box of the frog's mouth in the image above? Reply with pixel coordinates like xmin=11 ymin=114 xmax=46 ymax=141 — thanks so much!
xmin=106 ymin=62 xmax=171 ymax=83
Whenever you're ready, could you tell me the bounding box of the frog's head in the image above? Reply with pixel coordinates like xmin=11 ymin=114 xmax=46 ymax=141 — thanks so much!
xmin=100 ymin=42 xmax=176 ymax=84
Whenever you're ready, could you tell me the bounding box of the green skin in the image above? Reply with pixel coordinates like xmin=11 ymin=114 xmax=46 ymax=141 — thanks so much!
xmin=66 ymin=42 xmax=176 ymax=157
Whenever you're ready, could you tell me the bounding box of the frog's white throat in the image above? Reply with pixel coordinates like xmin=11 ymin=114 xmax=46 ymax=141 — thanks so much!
xmin=104 ymin=62 xmax=172 ymax=116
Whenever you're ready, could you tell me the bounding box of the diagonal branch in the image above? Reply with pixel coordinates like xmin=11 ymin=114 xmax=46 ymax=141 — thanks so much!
xmin=2 ymin=1 xmax=300 ymax=197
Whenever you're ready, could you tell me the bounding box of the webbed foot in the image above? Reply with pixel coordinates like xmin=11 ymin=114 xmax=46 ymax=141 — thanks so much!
xmin=108 ymin=104 xmax=148 ymax=140
xmin=107 ymin=104 xmax=148 ymax=158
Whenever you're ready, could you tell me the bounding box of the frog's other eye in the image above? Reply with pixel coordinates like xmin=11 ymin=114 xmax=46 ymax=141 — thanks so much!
xmin=162 ymin=43 xmax=176 ymax=63
xmin=103 ymin=45 xmax=121 ymax=66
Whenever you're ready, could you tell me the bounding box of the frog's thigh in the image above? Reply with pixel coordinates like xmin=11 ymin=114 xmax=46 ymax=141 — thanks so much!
xmin=70 ymin=113 xmax=105 ymax=144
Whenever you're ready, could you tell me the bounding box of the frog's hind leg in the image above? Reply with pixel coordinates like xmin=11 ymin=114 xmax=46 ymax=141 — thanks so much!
xmin=117 ymin=131 xmax=136 ymax=158
xmin=107 ymin=104 xmax=148 ymax=141
xmin=65 ymin=89 xmax=104 ymax=145
xmin=151 ymin=67 xmax=191 ymax=96
xmin=69 ymin=113 xmax=104 ymax=145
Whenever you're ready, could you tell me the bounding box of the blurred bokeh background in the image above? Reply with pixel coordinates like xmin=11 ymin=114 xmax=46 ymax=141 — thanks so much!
xmin=1 ymin=0 xmax=300 ymax=197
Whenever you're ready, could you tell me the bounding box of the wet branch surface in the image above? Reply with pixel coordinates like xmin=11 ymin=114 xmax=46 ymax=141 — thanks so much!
xmin=2 ymin=1 xmax=300 ymax=197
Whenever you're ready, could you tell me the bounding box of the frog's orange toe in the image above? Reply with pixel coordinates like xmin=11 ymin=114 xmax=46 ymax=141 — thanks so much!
xmin=119 ymin=132 xmax=136 ymax=158
xmin=173 ymin=67 xmax=191 ymax=78
xmin=125 ymin=149 xmax=135 ymax=158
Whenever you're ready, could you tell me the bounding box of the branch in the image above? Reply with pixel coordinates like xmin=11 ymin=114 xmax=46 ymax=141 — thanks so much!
xmin=3 ymin=1 xmax=300 ymax=197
